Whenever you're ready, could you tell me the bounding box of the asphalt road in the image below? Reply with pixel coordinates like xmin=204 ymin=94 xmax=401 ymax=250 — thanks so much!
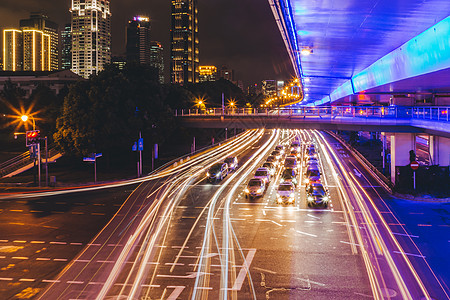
xmin=0 ymin=129 xmax=448 ymax=299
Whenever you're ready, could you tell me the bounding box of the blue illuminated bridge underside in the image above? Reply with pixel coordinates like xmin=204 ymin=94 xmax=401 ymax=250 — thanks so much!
xmin=269 ymin=0 xmax=450 ymax=105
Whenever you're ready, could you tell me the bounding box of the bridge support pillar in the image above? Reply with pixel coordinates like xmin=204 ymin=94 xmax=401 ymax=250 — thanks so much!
xmin=390 ymin=133 xmax=416 ymax=184
xmin=429 ymin=136 xmax=450 ymax=166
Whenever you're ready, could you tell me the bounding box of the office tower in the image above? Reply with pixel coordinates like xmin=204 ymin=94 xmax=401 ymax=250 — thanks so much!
xmin=112 ymin=56 xmax=127 ymax=70
xmin=219 ymin=65 xmax=234 ymax=82
xmin=71 ymin=0 xmax=111 ymax=78
xmin=262 ymin=80 xmax=277 ymax=96
xmin=2 ymin=29 xmax=23 ymax=71
xmin=61 ymin=23 xmax=72 ymax=70
xmin=170 ymin=0 xmax=199 ymax=85
xmin=22 ymin=29 xmax=51 ymax=71
xmin=199 ymin=66 xmax=217 ymax=82
xmin=20 ymin=12 xmax=59 ymax=70
xmin=150 ymin=41 xmax=164 ymax=84
xmin=126 ymin=16 xmax=151 ymax=65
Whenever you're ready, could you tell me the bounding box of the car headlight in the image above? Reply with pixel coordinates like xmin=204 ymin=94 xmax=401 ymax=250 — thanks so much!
xmin=289 ymin=193 xmax=295 ymax=198
xmin=216 ymin=172 xmax=221 ymax=177
xmin=280 ymin=178 xmax=284 ymax=183
xmin=277 ymin=198 xmax=282 ymax=203
xmin=257 ymin=189 xmax=262 ymax=193
xmin=206 ymin=172 xmax=210 ymax=177
xmin=244 ymin=188 xmax=249 ymax=193
xmin=308 ymin=196 xmax=314 ymax=201
xmin=323 ymin=196 xmax=329 ymax=202
xmin=304 ymin=178 xmax=309 ymax=183
xmin=288 ymin=197 xmax=294 ymax=203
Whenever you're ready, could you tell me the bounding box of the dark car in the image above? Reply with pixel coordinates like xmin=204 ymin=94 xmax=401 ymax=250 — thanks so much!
xmin=262 ymin=162 xmax=276 ymax=176
xmin=224 ymin=156 xmax=238 ymax=171
xmin=304 ymin=166 xmax=321 ymax=187
xmin=306 ymin=183 xmax=329 ymax=207
xmin=244 ymin=178 xmax=266 ymax=199
xmin=284 ymin=156 xmax=297 ymax=169
xmin=280 ymin=168 xmax=298 ymax=186
xmin=206 ymin=163 xmax=228 ymax=182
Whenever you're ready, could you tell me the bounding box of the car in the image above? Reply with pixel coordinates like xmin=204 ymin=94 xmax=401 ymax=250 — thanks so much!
xmin=305 ymin=159 xmax=319 ymax=169
xmin=266 ymin=155 xmax=276 ymax=164
xmin=304 ymin=166 xmax=321 ymax=187
xmin=224 ymin=156 xmax=238 ymax=171
xmin=306 ymin=183 xmax=329 ymax=207
xmin=271 ymin=150 xmax=282 ymax=160
xmin=244 ymin=178 xmax=266 ymax=198
xmin=275 ymin=145 xmax=285 ymax=154
xmin=290 ymin=149 xmax=301 ymax=159
xmin=254 ymin=167 xmax=271 ymax=185
xmin=280 ymin=168 xmax=298 ymax=186
xmin=305 ymin=147 xmax=317 ymax=159
xmin=290 ymin=142 xmax=300 ymax=152
xmin=276 ymin=183 xmax=296 ymax=204
xmin=284 ymin=156 xmax=297 ymax=169
xmin=206 ymin=163 xmax=228 ymax=183
xmin=262 ymin=162 xmax=276 ymax=176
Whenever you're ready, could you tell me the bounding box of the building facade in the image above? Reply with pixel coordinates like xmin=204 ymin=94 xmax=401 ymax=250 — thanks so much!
xmin=199 ymin=66 xmax=217 ymax=82
xmin=22 ymin=29 xmax=51 ymax=71
xmin=262 ymin=80 xmax=277 ymax=96
xmin=150 ymin=41 xmax=164 ymax=84
xmin=71 ymin=0 xmax=111 ymax=78
xmin=126 ymin=16 xmax=151 ymax=65
xmin=19 ymin=12 xmax=59 ymax=71
xmin=3 ymin=30 xmax=23 ymax=71
xmin=170 ymin=0 xmax=199 ymax=85
xmin=61 ymin=23 xmax=72 ymax=70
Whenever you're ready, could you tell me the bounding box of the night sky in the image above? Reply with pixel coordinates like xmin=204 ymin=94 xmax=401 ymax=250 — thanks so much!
xmin=0 ymin=0 xmax=293 ymax=87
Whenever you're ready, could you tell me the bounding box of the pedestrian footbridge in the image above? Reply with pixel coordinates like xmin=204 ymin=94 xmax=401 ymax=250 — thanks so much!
xmin=176 ymin=106 xmax=450 ymax=138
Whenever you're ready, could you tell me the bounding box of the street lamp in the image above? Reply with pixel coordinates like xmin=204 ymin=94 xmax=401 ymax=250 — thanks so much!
xmin=21 ymin=114 xmax=36 ymax=130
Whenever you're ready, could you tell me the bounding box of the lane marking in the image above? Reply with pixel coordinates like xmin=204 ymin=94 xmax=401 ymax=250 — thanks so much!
xmin=340 ymin=241 xmax=361 ymax=247
xmin=393 ymin=251 xmax=425 ymax=258
xmin=167 ymin=286 xmax=185 ymax=300
xmin=392 ymin=232 xmax=419 ymax=238
xmin=232 ymin=249 xmax=256 ymax=290
xmin=253 ymin=267 xmax=277 ymax=274
xmin=294 ymin=229 xmax=318 ymax=238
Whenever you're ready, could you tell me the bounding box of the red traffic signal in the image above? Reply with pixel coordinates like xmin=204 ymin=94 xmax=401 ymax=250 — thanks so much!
xmin=26 ymin=130 xmax=40 ymax=146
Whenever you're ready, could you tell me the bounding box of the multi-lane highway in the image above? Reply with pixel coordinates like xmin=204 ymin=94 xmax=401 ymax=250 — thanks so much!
xmin=0 ymin=129 xmax=448 ymax=299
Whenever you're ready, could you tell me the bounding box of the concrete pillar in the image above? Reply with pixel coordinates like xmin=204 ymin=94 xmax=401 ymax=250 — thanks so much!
xmin=430 ymin=136 xmax=450 ymax=166
xmin=390 ymin=133 xmax=416 ymax=184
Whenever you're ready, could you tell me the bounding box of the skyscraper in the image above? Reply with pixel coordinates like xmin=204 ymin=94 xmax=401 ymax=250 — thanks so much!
xmin=126 ymin=16 xmax=151 ymax=65
xmin=61 ymin=23 xmax=72 ymax=70
xmin=22 ymin=29 xmax=51 ymax=71
xmin=2 ymin=29 xmax=23 ymax=71
xmin=70 ymin=0 xmax=111 ymax=78
xmin=19 ymin=12 xmax=59 ymax=70
xmin=170 ymin=0 xmax=199 ymax=85
xmin=150 ymin=41 xmax=164 ymax=84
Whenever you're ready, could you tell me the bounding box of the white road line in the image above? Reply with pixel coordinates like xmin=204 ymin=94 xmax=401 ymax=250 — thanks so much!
xmin=340 ymin=241 xmax=361 ymax=247
xmin=167 ymin=286 xmax=185 ymax=300
xmin=392 ymin=232 xmax=419 ymax=238
xmin=0 ymin=240 xmax=8 ymax=243
xmin=307 ymin=214 xmax=320 ymax=219
xmin=67 ymin=280 xmax=84 ymax=284
xmin=36 ymin=258 xmax=51 ymax=261
xmin=31 ymin=241 xmax=45 ymax=244
xmin=271 ymin=220 xmax=283 ymax=227
xmin=42 ymin=279 xmax=60 ymax=283
xmin=50 ymin=241 xmax=67 ymax=245
xmin=0 ymin=278 xmax=13 ymax=281
xmin=54 ymin=258 xmax=68 ymax=262
xmin=393 ymin=251 xmax=425 ymax=258
xmin=75 ymin=259 xmax=90 ymax=263
xmin=294 ymin=230 xmax=318 ymax=238
xmin=19 ymin=278 xmax=35 ymax=282
xmin=231 ymin=249 xmax=256 ymax=290
xmin=253 ymin=267 xmax=277 ymax=274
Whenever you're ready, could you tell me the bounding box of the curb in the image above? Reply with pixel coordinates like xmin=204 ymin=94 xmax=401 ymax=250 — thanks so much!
xmin=393 ymin=193 xmax=450 ymax=203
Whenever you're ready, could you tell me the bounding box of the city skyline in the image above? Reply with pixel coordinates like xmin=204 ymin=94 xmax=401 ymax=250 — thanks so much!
xmin=0 ymin=0 xmax=293 ymax=86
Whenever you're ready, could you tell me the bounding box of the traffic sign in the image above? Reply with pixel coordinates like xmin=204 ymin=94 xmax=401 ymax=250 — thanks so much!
xmin=26 ymin=130 xmax=40 ymax=146
xmin=83 ymin=157 xmax=95 ymax=162
xmin=138 ymin=138 xmax=144 ymax=151
xmin=410 ymin=161 xmax=419 ymax=170
xmin=132 ymin=142 xmax=137 ymax=151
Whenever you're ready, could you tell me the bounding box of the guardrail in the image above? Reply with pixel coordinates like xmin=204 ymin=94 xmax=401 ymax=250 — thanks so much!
xmin=174 ymin=106 xmax=450 ymax=122
xmin=0 ymin=145 xmax=61 ymax=178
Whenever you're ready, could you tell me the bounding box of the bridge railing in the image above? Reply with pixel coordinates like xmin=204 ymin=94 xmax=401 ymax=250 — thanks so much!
xmin=174 ymin=106 xmax=449 ymax=122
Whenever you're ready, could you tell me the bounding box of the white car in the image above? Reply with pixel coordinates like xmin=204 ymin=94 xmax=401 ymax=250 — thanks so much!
xmin=254 ymin=167 xmax=271 ymax=185
xmin=276 ymin=183 xmax=296 ymax=204
xmin=244 ymin=178 xmax=266 ymax=198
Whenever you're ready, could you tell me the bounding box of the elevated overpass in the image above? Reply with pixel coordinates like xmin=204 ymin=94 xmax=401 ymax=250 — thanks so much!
xmin=176 ymin=106 xmax=450 ymax=183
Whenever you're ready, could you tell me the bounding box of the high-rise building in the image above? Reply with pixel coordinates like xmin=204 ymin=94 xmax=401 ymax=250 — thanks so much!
xmin=112 ymin=56 xmax=127 ymax=70
xmin=2 ymin=29 xmax=23 ymax=71
xmin=22 ymin=29 xmax=51 ymax=71
xmin=61 ymin=23 xmax=72 ymax=70
xmin=199 ymin=66 xmax=217 ymax=82
xmin=150 ymin=41 xmax=164 ymax=84
xmin=219 ymin=65 xmax=234 ymax=82
xmin=71 ymin=0 xmax=111 ymax=78
xmin=126 ymin=16 xmax=151 ymax=65
xmin=262 ymin=80 xmax=277 ymax=96
xmin=170 ymin=0 xmax=199 ymax=85
xmin=20 ymin=12 xmax=59 ymax=70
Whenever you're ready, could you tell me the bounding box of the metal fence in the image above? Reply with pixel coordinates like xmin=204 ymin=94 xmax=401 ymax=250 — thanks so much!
xmin=174 ymin=106 xmax=449 ymax=122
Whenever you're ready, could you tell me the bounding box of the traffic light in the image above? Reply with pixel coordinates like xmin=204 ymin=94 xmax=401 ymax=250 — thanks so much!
xmin=26 ymin=130 xmax=40 ymax=146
